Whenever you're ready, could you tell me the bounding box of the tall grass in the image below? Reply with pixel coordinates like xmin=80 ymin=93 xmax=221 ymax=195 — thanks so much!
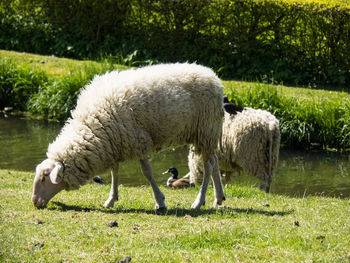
xmin=0 ymin=59 xmax=48 ymax=111
xmin=27 ymin=62 xmax=117 ymax=120
xmin=0 ymin=57 xmax=117 ymax=120
xmin=225 ymin=83 xmax=350 ymax=150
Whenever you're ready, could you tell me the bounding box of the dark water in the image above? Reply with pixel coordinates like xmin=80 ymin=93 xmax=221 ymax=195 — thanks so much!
xmin=1 ymin=115 xmax=349 ymax=198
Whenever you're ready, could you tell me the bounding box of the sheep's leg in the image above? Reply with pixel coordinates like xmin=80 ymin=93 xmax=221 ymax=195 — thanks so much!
xmin=182 ymin=172 xmax=190 ymax=179
xmin=191 ymin=155 xmax=212 ymax=210
xmin=210 ymin=154 xmax=226 ymax=207
xmin=224 ymin=172 xmax=232 ymax=183
xmin=104 ymin=163 xmax=119 ymax=208
xmin=259 ymin=172 xmax=271 ymax=193
xmin=140 ymin=159 xmax=166 ymax=210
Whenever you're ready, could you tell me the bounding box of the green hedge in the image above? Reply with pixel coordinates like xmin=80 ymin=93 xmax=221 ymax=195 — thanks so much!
xmin=1 ymin=0 xmax=350 ymax=87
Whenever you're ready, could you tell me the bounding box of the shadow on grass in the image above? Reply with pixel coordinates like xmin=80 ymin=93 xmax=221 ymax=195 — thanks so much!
xmin=50 ymin=201 xmax=293 ymax=218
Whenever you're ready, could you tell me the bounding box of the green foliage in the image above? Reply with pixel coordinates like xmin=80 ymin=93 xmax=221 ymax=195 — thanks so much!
xmin=27 ymin=62 xmax=118 ymax=120
xmin=0 ymin=54 xmax=118 ymax=120
xmin=225 ymin=83 xmax=350 ymax=150
xmin=0 ymin=59 xmax=48 ymax=110
xmin=28 ymin=75 xmax=85 ymax=120
xmin=1 ymin=0 xmax=350 ymax=87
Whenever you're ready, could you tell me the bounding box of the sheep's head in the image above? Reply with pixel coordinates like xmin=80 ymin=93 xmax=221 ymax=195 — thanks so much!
xmin=32 ymin=159 xmax=65 ymax=208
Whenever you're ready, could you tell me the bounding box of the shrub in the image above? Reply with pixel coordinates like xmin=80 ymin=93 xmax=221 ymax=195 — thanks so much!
xmin=1 ymin=0 xmax=350 ymax=87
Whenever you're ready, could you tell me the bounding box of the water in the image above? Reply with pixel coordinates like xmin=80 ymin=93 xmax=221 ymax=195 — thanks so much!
xmin=1 ymin=115 xmax=349 ymax=198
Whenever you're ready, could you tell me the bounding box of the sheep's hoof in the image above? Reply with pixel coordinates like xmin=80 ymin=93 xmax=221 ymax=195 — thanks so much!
xmin=213 ymin=200 xmax=221 ymax=208
xmin=155 ymin=205 xmax=167 ymax=212
xmin=103 ymin=197 xmax=116 ymax=208
xmin=213 ymin=196 xmax=226 ymax=208
xmin=190 ymin=201 xmax=203 ymax=210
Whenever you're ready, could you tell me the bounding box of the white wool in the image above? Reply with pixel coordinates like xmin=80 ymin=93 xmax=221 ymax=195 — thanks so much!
xmin=188 ymin=108 xmax=280 ymax=190
xmin=46 ymin=63 xmax=224 ymax=189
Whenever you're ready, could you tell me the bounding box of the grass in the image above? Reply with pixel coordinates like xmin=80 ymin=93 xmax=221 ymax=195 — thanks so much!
xmin=0 ymin=170 xmax=349 ymax=262
xmin=224 ymin=80 xmax=350 ymax=150
xmin=0 ymin=50 xmax=127 ymax=120
xmin=0 ymin=50 xmax=128 ymax=77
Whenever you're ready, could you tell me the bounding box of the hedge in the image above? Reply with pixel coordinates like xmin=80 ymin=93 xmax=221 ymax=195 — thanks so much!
xmin=1 ymin=0 xmax=350 ymax=87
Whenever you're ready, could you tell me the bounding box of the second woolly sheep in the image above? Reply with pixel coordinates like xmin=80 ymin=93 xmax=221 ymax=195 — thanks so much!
xmin=186 ymin=108 xmax=280 ymax=193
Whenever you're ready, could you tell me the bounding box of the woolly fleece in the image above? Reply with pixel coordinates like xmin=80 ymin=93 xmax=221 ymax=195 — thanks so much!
xmin=188 ymin=108 xmax=280 ymax=187
xmin=47 ymin=63 xmax=224 ymax=189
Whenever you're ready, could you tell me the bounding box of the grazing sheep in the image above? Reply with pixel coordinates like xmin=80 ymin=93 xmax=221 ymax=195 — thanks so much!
xmin=187 ymin=108 xmax=280 ymax=193
xmin=32 ymin=63 xmax=226 ymax=210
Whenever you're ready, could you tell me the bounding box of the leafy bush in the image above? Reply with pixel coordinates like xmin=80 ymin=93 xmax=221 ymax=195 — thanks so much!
xmin=1 ymin=0 xmax=350 ymax=87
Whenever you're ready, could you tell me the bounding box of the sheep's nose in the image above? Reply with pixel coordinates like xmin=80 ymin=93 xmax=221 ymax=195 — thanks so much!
xmin=32 ymin=195 xmax=46 ymax=208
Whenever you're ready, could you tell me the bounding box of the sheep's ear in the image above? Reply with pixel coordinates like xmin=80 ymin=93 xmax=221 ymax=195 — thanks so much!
xmin=49 ymin=163 xmax=64 ymax=184
xmin=36 ymin=159 xmax=54 ymax=177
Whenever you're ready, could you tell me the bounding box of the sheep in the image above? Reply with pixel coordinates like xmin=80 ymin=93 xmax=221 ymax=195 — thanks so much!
xmin=32 ymin=63 xmax=226 ymax=210
xmin=186 ymin=107 xmax=280 ymax=193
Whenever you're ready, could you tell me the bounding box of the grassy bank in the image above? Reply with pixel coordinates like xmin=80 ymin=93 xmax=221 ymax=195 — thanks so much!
xmin=224 ymin=81 xmax=350 ymax=150
xmin=0 ymin=50 xmax=127 ymax=120
xmin=0 ymin=170 xmax=349 ymax=262
xmin=1 ymin=50 xmax=350 ymax=150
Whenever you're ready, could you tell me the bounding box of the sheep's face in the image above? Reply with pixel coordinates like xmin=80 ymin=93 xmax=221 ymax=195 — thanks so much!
xmin=32 ymin=159 xmax=65 ymax=208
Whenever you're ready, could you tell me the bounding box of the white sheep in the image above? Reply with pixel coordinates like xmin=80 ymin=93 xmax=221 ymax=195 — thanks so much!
xmin=32 ymin=63 xmax=226 ymax=210
xmin=187 ymin=108 xmax=280 ymax=193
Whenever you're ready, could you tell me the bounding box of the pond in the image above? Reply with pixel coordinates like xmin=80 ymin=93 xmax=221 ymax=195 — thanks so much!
xmin=1 ymin=114 xmax=349 ymax=198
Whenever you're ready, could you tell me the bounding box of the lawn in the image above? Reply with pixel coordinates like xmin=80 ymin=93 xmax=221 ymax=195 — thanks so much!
xmin=0 ymin=50 xmax=127 ymax=77
xmin=0 ymin=170 xmax=349 ymax=262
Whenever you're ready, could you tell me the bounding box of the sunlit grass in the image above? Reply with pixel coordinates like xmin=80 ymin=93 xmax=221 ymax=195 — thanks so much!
xmin=0 ymin=170 xmax=349 ymax=262
xmin=223 ymin=80 xmax=349 ymax=103
xmin=0 ymin=50 xmax=127 ymax=77
xmin=278 ymin=0 xmax=350 ymax=8
xmin=223 ymin=80 xmax=350 ymax=150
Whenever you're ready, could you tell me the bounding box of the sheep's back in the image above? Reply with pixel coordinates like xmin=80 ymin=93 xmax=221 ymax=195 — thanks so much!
xmin=69 ymin=63 xmax=224 ymax=160
xmin=220 ymin=109 xmax=280 ymax=178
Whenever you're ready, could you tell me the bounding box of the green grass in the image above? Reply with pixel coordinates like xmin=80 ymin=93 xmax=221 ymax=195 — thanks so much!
xmin=0 ymin=50 xmax=127 ymax=120
xmin=0 ymin=50 xmax=128 ymax=77
xmin=0 ymin=170 xmax=349 ymax=262
xmin=224 ymin=81 xmax=350 ymax=150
